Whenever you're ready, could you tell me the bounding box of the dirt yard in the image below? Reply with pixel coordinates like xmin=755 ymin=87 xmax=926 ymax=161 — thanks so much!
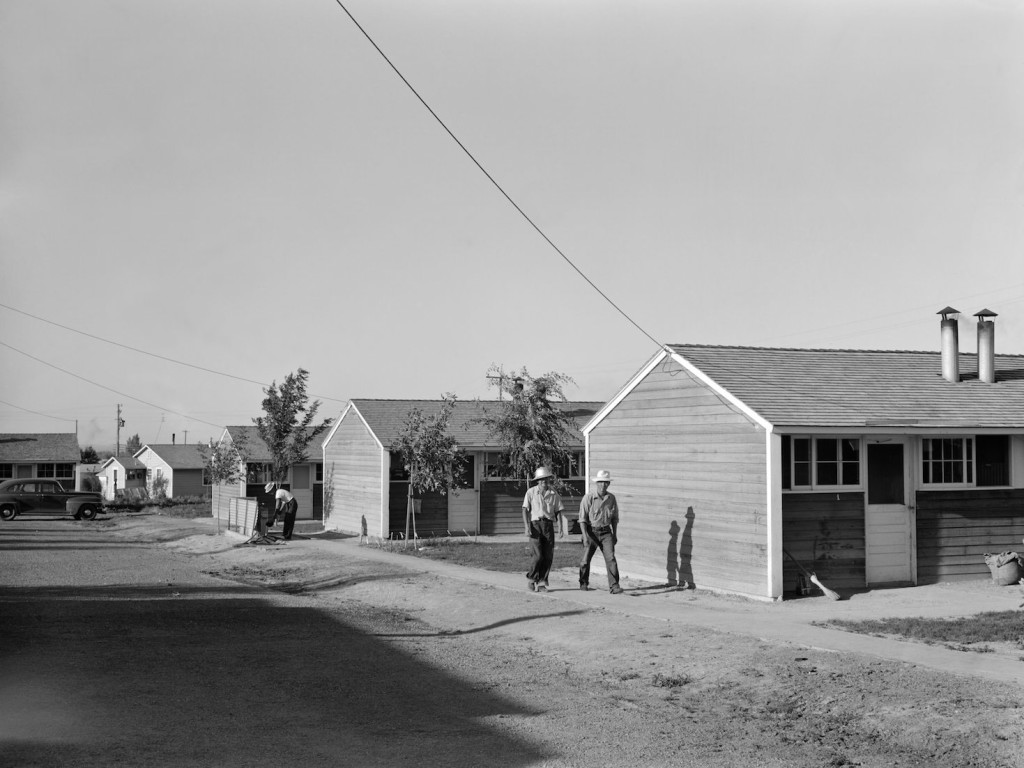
xmin=3 ymin=514 xmax=1023 ymax=768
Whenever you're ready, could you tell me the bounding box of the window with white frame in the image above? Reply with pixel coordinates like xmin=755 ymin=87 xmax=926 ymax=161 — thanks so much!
xmin=246 ymin=463 xmax=273 ymax=483
xmin=37 ymin=463 xmax=74 ymax=480
xmin=315 ymin=463 xmax=323 ymax=483
xmin=556 ymin=451 xmax=586 ymax=479
xmin=782 ymin=436 xmax=861 ymax=490
xmin=922 ymin=436 xmax=1009 ymax=487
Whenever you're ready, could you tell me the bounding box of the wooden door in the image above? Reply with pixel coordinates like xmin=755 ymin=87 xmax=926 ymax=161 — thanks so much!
xmin=865 ymin=438 xmax=914 ymax=585
xmin=447 ymin=455 xmax=478 ymax=534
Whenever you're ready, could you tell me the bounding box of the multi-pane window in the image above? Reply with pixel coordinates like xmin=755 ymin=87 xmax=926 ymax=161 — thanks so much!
xmin=555 ymin=451 xmax=586 ymax=479
xmin=246 ymin=463 xmax=273 ymax=483
xmin=388 ymin=452 xmax=410 ymax=482
xmin=922 ymin=436 xmax=1010 ymax=487
xmin=0 ymin=464 xmax=12 ymax=479
xmin=921 ymin=438 xmax=973 ymax=484
xmin=315 ymin=463 xmax=323 ymax=483
xmin=482 ymin=452 xmax=510 ymax=479
xmin=37 ymin=463 xmax=74 ymax=480
xmin=782 ymin=436 xmax=860 ymax=490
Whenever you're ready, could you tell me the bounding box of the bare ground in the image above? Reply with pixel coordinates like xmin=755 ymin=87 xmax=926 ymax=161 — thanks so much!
xmin=2 ymin=514 xmax=1023 ymax=768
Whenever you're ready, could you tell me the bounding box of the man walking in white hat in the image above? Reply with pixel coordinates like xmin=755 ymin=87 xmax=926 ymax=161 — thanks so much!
xmin=578 ymin=470 xmax=623 ymax=594
xmin=522 ymin=466 xmax=565 ymax=592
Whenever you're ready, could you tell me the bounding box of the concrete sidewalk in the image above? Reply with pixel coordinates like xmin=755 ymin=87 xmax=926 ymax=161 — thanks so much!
xmin=232 ymin=521 xmax=1024 ymax=687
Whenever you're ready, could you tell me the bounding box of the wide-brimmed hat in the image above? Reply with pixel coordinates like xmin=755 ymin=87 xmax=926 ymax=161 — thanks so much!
xmin=264 ymin=482 xmax=276 ymax=493
xmin=533 ymin=466 xmax=554 ymax=481
xmin=592 ymin=470 xmax=612 ymax=484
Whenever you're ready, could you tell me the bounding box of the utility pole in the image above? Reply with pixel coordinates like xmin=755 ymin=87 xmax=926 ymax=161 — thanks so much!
xmin=183 ymin=429 xmax=188 ymax=444
xmin=486 ymin=366 xmax=506 ymax=401
xmin=116 ymin=404 xmax=125 ymax=456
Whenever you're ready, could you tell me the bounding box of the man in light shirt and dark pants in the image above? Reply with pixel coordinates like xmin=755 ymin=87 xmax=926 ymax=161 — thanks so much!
xmin=578 ymin=470 xmax=623 ymax=594
xmin=522 ymin=466 xmax=565 ymax=592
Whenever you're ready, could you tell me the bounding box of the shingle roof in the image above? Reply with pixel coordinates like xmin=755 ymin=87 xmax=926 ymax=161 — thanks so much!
xmin=0 ymin=433 xmax=80 ymax=462
xmin=347 ymin=399 xmax=602 ymax=448
xmin=101 ymin=456 xmax=146 ymax=470
xmin=669 ymin=344 xmax=1024 ymax=429
xmin=137 ymin=444 xmax=206 ymax=469
xmin=224 ymin=426 xmax=325 ymax=462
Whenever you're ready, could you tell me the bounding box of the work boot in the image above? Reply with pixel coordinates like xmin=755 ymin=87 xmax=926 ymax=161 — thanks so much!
xmin=610 ymin=585 xmax=624 ymax=595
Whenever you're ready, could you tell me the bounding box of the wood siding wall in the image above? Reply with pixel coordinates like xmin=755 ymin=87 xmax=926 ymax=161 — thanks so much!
xmin=211 ymin=484 xmax=233 ymax=521
xmin=323 ymin=416 xmax=383 ymax=536
xmin=781 ymin=493 xmax=866 ymax=591
xmin=171 ymin=469 xmax=206 ymax=499
xmin=916 ymin=489 xmax=1024 ymax=582
xmin=589 ymin=359 xmax=768 ymax=596
xmin=479 ymin=480 xmax=586 ymax=535
xmin=388 ymin=486 xmax=448 ymax=537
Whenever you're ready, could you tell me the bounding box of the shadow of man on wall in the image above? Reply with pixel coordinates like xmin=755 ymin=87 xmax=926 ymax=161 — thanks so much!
xmin=667 ymin=507 xmax=696 ymax=588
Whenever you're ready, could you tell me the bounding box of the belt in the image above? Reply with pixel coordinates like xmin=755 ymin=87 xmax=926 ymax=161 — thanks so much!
xmin=594 ymin=525 xmax=612 ymax=532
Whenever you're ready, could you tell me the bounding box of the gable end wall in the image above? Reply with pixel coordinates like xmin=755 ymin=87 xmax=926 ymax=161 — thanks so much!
xmin=589 ymin=358 xmax=768 ymax=597
xmin=324 ymin=414 xmax=383 ymax=536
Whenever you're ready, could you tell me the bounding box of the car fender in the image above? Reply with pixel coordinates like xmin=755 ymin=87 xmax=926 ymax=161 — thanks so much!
xmin=66 ymin=497 xmax=101 ymax=514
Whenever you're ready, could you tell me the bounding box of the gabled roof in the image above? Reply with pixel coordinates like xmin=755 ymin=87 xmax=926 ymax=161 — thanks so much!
xmin=224 ymin=425 xmax=325 ymax=463
xmin=0 ymin=433 xmax=80 ymax=462
xmin=342 ymin=399 xmax=603 ymax=448
xmin=135 ymin=444 xmax=206 ymax=469
xmin=100 ymin=456 xmax=146 ymax=470
xmin=665 ymin=345 xmax=1024 ymax=429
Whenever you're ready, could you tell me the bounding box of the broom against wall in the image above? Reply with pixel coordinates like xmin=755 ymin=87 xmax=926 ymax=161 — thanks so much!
xmin=783 ymin=548 xmax=841 ymax=601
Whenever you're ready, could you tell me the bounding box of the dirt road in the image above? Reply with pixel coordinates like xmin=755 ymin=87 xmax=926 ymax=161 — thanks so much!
xmin=2 ymin=515 xmax=1022 ymax=767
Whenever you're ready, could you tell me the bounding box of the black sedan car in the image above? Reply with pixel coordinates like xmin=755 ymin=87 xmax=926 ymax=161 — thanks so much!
xmin=0 ymin=478 xmax=104 ymax=520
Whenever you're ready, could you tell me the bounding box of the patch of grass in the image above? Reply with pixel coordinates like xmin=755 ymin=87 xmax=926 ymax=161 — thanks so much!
xmin=820 ymin=611 xmax=1024 ymax=649
xmin=105 ymin=497 xmax=211 ymax=519
xmin=651 ymin=672 xmax=692 ymax=688
xmin=380 ymin=537 xmax=583 ymax=574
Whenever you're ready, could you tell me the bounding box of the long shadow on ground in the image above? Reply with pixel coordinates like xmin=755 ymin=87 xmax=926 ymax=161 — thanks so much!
xmin=0 ymin=585 xmax=548 ymax=768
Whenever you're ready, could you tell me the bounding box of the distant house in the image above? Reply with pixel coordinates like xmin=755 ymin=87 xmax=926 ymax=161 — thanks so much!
xmin=584 ymin=311 xmax=1024 ymax=601
xmin=97 ymin=455 xmax=148 ymax=500
xmin=321 ymin=399 xmax=602 ymax=538
xmin=209 ymin=426 xmax=324 ymax=524
xmin=134 ymin=444 xmax=209 ymax=499
xmin=0 ymin=433 xmax=80 ymax=487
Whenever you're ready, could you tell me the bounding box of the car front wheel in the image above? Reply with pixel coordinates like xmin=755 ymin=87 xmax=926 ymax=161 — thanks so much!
xmin=0 ymin=504 xmax=17 ymax=521
xmin=76 ymin=504 xmax=99 ymax=521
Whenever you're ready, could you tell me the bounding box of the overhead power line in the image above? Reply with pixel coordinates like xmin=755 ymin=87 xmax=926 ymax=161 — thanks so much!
xmin=0 ymin=339 xmax=226 ymax=430
xmin=0 ymin=398 xmax=77 ymax=423
xmin=331 ymin=1 xmax=663 ymax=351
xmin=0 ymin=302 xmax=347 ymax=404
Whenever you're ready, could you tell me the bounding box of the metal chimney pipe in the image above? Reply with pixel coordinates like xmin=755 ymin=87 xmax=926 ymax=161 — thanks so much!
xmin=172 ymin=433 xmax=176 ymax=445
xmin=975 ymin=309 xmax=997 ymax=384
xmin=937 ymin=307 xmax=960 ymax=383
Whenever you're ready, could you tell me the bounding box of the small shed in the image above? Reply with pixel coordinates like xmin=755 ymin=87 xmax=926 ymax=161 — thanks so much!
xmin=321 ymin=398 xmax=600 ymax=538
xmin=134 ymin=444 xmax=209 ymax=499
xmin=585 ymin=314 xmax=1024 ymax=600
xmin=97 ymin=456 xmax=148 ymax=500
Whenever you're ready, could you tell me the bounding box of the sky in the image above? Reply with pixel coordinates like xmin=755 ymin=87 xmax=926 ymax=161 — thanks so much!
xmin=2 ymin=0 xmax=1023 ymax=452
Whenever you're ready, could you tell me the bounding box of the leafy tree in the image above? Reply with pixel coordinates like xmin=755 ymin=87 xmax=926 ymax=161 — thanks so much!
xmin=479 ymin=365 xmax=579 ymax=485
xmin=253 ymin=368 xmax=332 ymax=485
xmin=80 ymin=446 xmax=100 ymax=464
xmin=124 ymin=433 xmax=142 ymax=456
xmin=197 ymin=436 xmax=246 ymax=487
xmin=392 ymin=394 xmax=467 ymax=544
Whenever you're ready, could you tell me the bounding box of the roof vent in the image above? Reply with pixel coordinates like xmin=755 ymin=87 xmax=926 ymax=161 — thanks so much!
xmin=975 ymin=309 xmax=997 ymax=384
xmin=937 ymin=306 xmax=960 ymax=383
